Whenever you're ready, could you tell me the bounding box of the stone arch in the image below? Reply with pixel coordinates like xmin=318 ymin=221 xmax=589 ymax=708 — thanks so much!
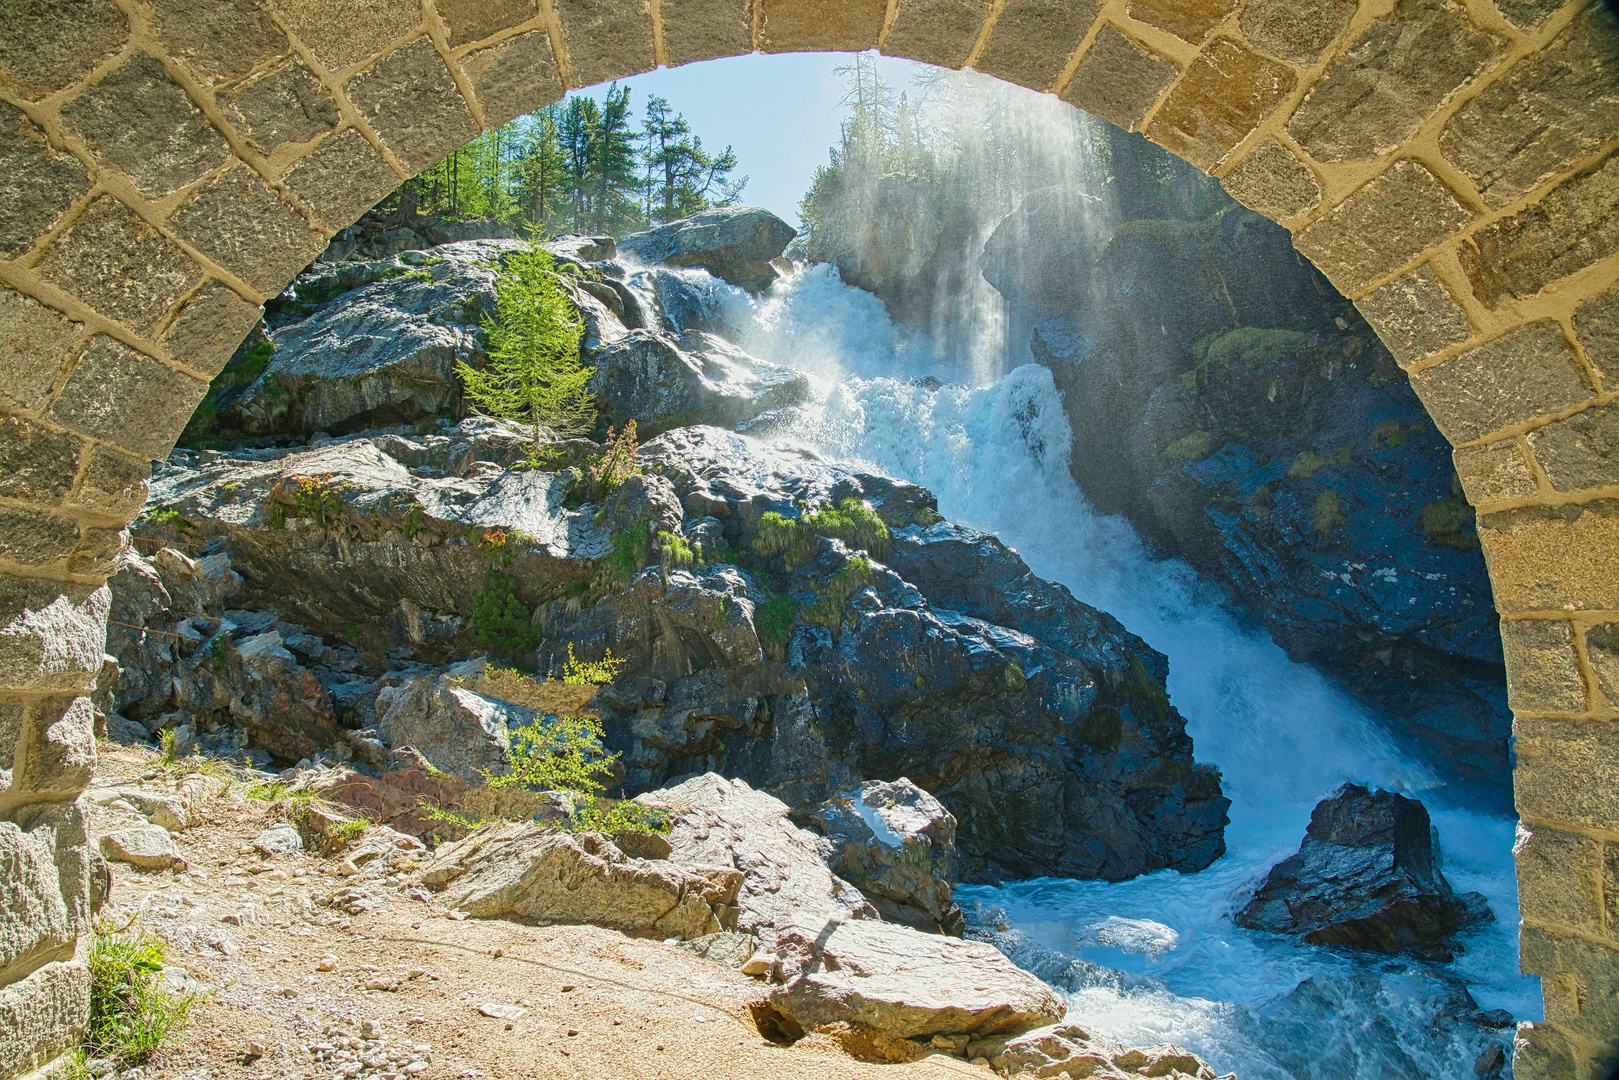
xmin=0 ymin=1 xmax=1615 ymax=1075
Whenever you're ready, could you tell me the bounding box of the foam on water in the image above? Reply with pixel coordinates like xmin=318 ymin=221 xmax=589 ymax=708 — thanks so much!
xmin=679 ymin=264 xmax=1539 ymax=1076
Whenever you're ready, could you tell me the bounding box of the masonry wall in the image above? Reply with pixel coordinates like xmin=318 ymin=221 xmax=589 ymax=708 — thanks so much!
xmin=0 ymin=0 xmax=1614 ymax=1075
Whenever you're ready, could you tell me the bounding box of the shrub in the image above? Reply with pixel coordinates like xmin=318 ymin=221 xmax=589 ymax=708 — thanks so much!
xmin=558 ymin=643 xmax=625 ymax=685
xmin=586 ymin=421 xmax=640 ymax=498
xmin=803 ymin=556 xmax=877 ymax=635
xmin=83 ymin=919 xmax=197 ymax=1068
xmin=607 ymin=522 xmax=648 ymax=587
xmin=753 ymin=498 xmax=889 ymax=570
xmin=756 ymin=592 xmax=797 ymax=660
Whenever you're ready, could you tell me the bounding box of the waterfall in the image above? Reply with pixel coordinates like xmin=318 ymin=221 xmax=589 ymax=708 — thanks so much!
xmin=661 ymin=261 xmax=1540 ymax=1077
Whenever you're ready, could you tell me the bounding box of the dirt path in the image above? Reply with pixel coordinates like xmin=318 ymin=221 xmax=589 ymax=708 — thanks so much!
xmin=89 ymin=747 xmax=998 ymax=1080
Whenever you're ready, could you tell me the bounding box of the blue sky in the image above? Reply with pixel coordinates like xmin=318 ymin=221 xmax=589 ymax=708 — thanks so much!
xmin=567 ymin=51 xmax=925 ymax=227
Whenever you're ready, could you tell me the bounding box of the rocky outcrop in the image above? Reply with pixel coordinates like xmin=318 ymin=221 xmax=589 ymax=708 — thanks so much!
xmin=588 ymin=329 xmax=810 ymax=435
xmin=617 ymin=207 xmax=796 ymax=292
xmin=1235 ymin=783 xmax=1492 ymax=961
xmin=970 ymin=1022 xmax=1230 ymax=1080
xmin=374 ymin=669 xmax=527 ymax=783
xmin=418 ymin=822 xmax=743 ymax=939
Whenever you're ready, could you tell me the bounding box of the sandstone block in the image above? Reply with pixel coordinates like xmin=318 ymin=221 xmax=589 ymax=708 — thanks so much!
xmin=1574 ymin=280 xmax=1619 ymax=389
xmin=0 ymin=102 xmax=93 ymax=261
xmin=1495 ymin=0 xmax=1576 ymax=30
xmin=1238 ymin=0 xmax=1355 ymax=63
xmin=1453 ymin=439 xmax=1538 ymax=505
xmin=1587 ymin=623 xmax=1619 ymax=710
xmin=0 ymin=418 xmax=80 ymax=507
xmin=1407 ymin=320 xmax=1590 ymax=444
xmin=438 ymin=0 xmax=539 ymax=47
xmin=347 ymin=39 xmax=478 ymax=174
xmin=1527 ymin=403 xmax=1619 ymax=495
xmin=1511 ymin=1021 xmax=1582 ymax=1080
xmin=1145 ymin=39 xmax=1296 ymax=171
xmin=760 ymin=0 xmax=886 ymax=54
xmin=1514 ymin=714 xmax=1619 ymax=830
xmin=972 ymin=0 xmax=1102 ymax=91
xmin=1501 ymin=618 xmax=1588 ymax=715
xmin=60 ymin=53 xmax=232 ymax=198
xmin=1353 ymin=265 xmax=1472 ymax=368
xmin=1478 ymin=498 xmax=1619 ymax=612
xmin=0 ymin=287 xmax=80 ymax=413
xmin=0 ymin=0 xmax=127 ymax=99
xmin=37 ymin=197 xmax=203 ymax=335
xmin=67 ymin=527 xmax=123 ymax=579
xmin=99 ymin=824 xmax=179 ymax=869
xmin=171 ymin=165 xmax=325 ymax=294
xmin=1517 ymin=923 xmax=1619 ymax=1056
xmin=48 ymin=336 xmax=210 ymax=461
xmin=1441 ymin=7 xmax=1619 ymax=210
xmin=883 ymin=0 xmax=992 ymax=70
xmin=1286 ymin=0 xmax=1503 ymax=164
xmin=1294 ymin=160 xmax=1473 ymax=296
xmin=1125 ymin=0 xmax=1233 ymax=46
xmin=283 ymin=130 xmax=404 ymax=233
xmin=1461 ymin=152 xmax=1619 ymax=309
xmin=553 ymin=0 xmax=657 ymax=85
xmin=0 ymin=814 xmax=89 ymax=970
xmin=0 ymin=579 xmax=109 ymax=694
xmin=0 ymin=509 xmax=80 ymax=571
xmin=162 ymin=281 xmax=263 ymax=379
xmin=0 ymin=954 xmax=90 ymax=1078
xmin=1060 ymin=25 xmax=1180 ymax=133
xmin=150 ymin=0 xmax=289 ymax=82
xmin=223 ymin=59 xmax=342 ymax=154
xmin=459 ymin=32 xmax=565 ymax=131
xmin=1220 ymin=139 xmax=1321 ymax=220
xmin=1515 ymin=822 xmax=1604 ymax=933
xmin=64 ymin=445 xmax=151 ymax=522
xmin=662 ymin=0 xmax=755 ymax=67
xmin=271 ymin=0 xmax=423 ymax=72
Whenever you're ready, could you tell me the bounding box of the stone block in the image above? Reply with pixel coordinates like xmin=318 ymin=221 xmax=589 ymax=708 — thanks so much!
xmin=1514 ymin=715 xmax=1619 ymax=829
xmin=223 ymin=59 xmax=342 ymax=154
xmin=1145 ymin=39 xmax=1296 ymax=171
xmin=1515 ymin=822 xmax=1603 ymax=932
xmin=0 ymin=578 xmax=108 ymax=695
xmin=47 ymin=336 xmax=209 ymax=461
xmin=0 ymin=509 xmax=81 ymax=570
xmin=1238 ymin=0 xmax=1355 ymax=63
xmin=1060 ymin=25 xmax=1180 ymax=133
xmin=162 ymin=282 xmax=264 ymax=379
xmin=1501 ymin=618 xmax=1589 ymax=715
xmin=1461 ymin=153 xmax=1619 ymax=309
xmin=663 ymin=0 xmax=754 ymax=67
xmin=1527 ymin=403 xmax=1619 ymax=495
xmin=8 ymin=698 xmax=96 ymax=807
xmin=0 ymin=289 xmax=80 ymax=415
xmin=0 ymin=700 xmax=17 ymax=771
xmin=0 ymin=419 xmax=79 ymax=508
xmin=1407 ymin=320 xmax=1590 ymax=444
xmin=883 ymin=0 xmax=991 ymax=70
xmin=36 ymin=196 xmax=203 ymax=336
xmin=1509 ymin=1023 xmax=1577 ymax=1080
xmin=438 ymin=0 xmax=540 ymax=47
xmin=1294 ymin=159 xmax=1474 ymax=296
xmin=0 ymin=0 xmax=127 ymax=100
xmin=170 ymin=165 xmax=325 ymax=295
xmin=459 ymin=31 xmax=565 ymax=130
xmin=1585 ymin=623 xmax=1619 ymax=711
xmin=1441 ymin=7 xmax=1619 ymax=210
xmin=1453 ymin=439 xmax=1539 ymax=505
xmin=0 ymin=102 xmax=93 ymax=261
xmin=1353 ymin=265 xmax=1472 ymax=368
xmin=150 ymin=0 xmax=290 ymax=82
xmin=67 ymin=527 xmax=123 ymax=579
xmin=553 ymin=0 xmax=657 ymax=83
xmin=972 ymin=0 xmax=1102 ymax=91
xmin=0 ymin=954 xmax=89 ymax=1079
xmin=1478 ymin=498 xmax=1619 ymax=612
xmin=1124 ymin=0 xmax=1234 ymax=47
xmin=270 ymin=0 xmax=423 ymax=72
xmin=283 ymin=130 xmax=404 ymax=232
xmin=1494 ymin=0 xmax=1572 ymax=30
xmin=60 ymin=53 xmax=233 ymax=199
xmin=1220 ymin=139 xmax=1321 ymax=220
xmin=1286 ymin=0 xmax=1502 ymax=164
xmin=64 ymin=445 xmax=150 ymax=523
xmin=346 ymin=39 xmax=478 ymax=174
xmin=1574 ymin=281 xmax=1619 ymax=390
xmin=760 ymin=0 xmax=887 ymax=54
xmin=1517 ymin=923 xmax=1619 ymax=1064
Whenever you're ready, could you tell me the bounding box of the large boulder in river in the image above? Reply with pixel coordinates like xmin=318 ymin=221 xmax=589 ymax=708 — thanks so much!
xmin=418 ymin=822 xmax=742 ymax=939
xmin=617 ymin=207 xmax=795 ymax=292
xmin=1235 ymin=783 xmax=1492 ymax=961
xmin=588 ymin=328 xmax=810 ymax=434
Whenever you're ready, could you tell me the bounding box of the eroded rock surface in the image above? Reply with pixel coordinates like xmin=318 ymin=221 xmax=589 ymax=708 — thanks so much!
xmin=617 ymin=207 xmax=796 ymax=292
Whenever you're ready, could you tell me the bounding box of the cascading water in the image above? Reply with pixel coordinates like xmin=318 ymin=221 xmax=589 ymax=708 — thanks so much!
xmin=645 ymin=260 xmax=1540 ymax=1077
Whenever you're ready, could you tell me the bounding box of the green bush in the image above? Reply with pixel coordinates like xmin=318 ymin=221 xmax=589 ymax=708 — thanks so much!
xmin=756 ymin=591 xmax=797 ymax=660
xmin=82 ymin=919 xmax=197 ymax=1069
xmin=753 ymin=498 xmax=889 ymax=570
xmin=607 ymin=523 xmax=648 ymax=587
xmin=803 ymin=555 xmax=877 ymax=635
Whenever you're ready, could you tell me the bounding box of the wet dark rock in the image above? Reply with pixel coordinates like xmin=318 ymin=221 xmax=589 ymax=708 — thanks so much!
xmin=1235 ymin=783 xmax=1492 ymax=960
xmin=617 ymin=207 xmax=796 ymax=292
